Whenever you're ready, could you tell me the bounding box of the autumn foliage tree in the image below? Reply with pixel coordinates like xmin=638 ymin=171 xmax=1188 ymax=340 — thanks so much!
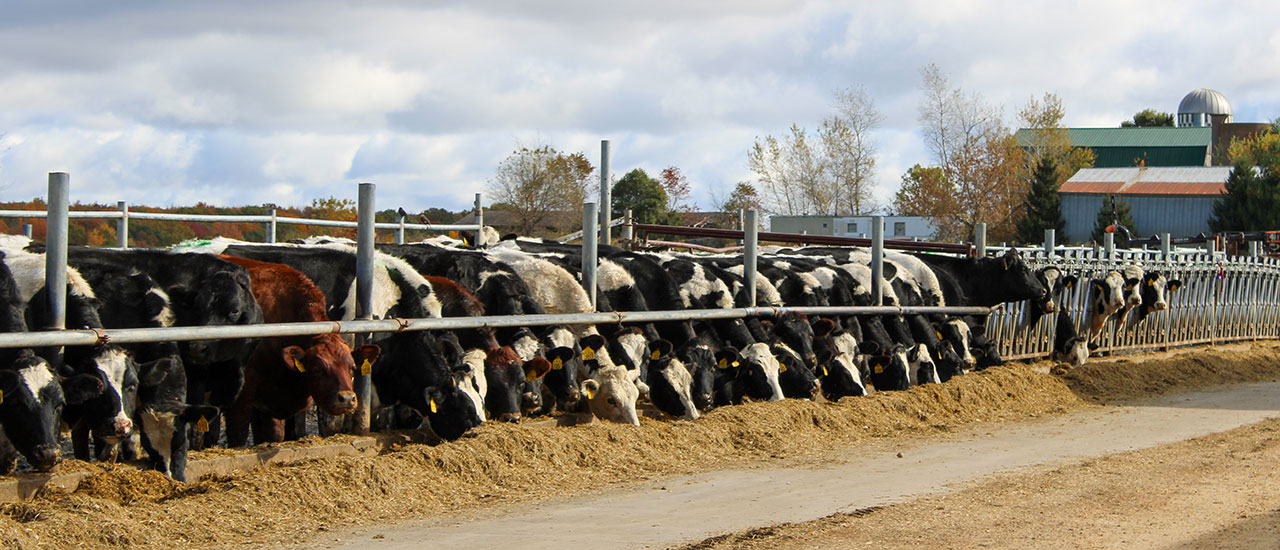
xmin=487 ymin=144 xmax=595 ymax=235
xmin=658 ymin=166 xmax=694 ymax=212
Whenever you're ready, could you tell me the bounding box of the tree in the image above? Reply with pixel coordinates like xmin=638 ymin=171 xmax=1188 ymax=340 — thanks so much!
xmin=1091 ymin=194 xmax=1137 ymax=245
xmin=1014 ymin=156 xmax=1066 ymax=244
xmin=1120 ymin=109 xmax=1175 ymax=128
xmin=612 ymin=169 xmax=678 ymax=225
xmin=488 ymin=144 xmax=595 ymax=235
xmin=747 ymin=85 xmax=881 ymax=216
xmin=658 ymin=166 xmax=694 ymax=212
xmin=1018 ymin=93 xmax=1095 ymax=179
xmin=903 ymin=64 xmax=1027 ymax=241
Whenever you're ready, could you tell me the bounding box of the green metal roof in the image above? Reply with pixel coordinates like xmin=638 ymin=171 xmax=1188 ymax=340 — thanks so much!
xmin=1015 ymin=127 xmax=1211 ymax=147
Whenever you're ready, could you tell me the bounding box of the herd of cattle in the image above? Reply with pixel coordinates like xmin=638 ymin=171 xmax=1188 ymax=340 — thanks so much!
xmin=0 ymin=232 xmax=1183 ymax=482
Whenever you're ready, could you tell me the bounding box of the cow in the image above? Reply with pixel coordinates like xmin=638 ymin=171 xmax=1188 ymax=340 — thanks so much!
xmin=134 ymin=356 xmax=219 ymax=481
xmin=1025 ymin=267 xmax=1079 ymax=329
xmin=645 ymin=340 xmax=699 ymax=421
xmin=810 ymin=318 xmax=867 ymax=400
xmin=1132 ymin=271 xmax=1183 ymax=325
xmin=912 ymin=249 xmax=1048 ymax=307
xmin=1052 ymin=309 xmax=1090 ymax=366
xmin=577 ymin=334 xmax=641 ymax=425
xmin=0 ymin=252 xmax=99 ymax=472
xmin=217 ymin=255 xmax=357 ymax=446
xmin=1087 ymin=270 xmax=1128 ymax=339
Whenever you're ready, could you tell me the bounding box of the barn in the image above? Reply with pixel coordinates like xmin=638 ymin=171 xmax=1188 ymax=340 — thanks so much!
xmin=1060 ymin=166 xmax=1232 ymax=244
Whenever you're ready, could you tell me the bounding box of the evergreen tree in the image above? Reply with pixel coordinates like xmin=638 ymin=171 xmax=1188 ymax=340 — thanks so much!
xmin=1014 ymin=156 xmax=1065 ymax=244
xmin=612 ymin=168 xmax=679 ymax=225
xmin=1210 ymin=162 xmax=1280 ymax=232
xmin=1090 ymin=194 xmax=1137 ymax=245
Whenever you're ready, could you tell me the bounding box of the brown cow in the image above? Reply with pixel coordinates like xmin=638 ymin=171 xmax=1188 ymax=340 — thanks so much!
xmin=218 ymin=255 xmax=361 ymax=446
xmin=424 ymin=275 xmax=498 ymax=350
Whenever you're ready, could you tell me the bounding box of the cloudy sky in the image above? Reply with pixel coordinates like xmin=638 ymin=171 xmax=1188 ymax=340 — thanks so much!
xmin=1 ymin=1 xmax=1277 ymax=216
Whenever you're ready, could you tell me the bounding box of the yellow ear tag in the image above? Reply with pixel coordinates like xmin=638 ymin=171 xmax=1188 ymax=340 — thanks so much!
xmin=552 ymin=357 xmax=563 ymax=370
xmin=448 ymin=230 xmax=459 ymax=239
xmin=821 ymin=366 xmax=828 ymax=376
xmin=360 ymin=359 xmax=372 ymax=376
xmin=717 ymin=358 xmax=728 ymax=369
xmin=0 ymin=389 xmax=5 ymax=405
xmin=429 ymin=398 xmax=438 ymax=413
xmin=195 ymin=416 xmax=210 ymax=433
xmin=651 ymin=350 xmax=661 ymax=360
xmin=583 ymin=386 xmax=596 ymax=400
xmin=779 ymin=363 xmax=788 ymax=373
xmin=732 ymin=361 xmax=740 ymax=367
xmin=293 ymin=358 xmax=305 ymax=373
xmin=936 ymin=331 xmax=943 ymax=340
xmin=1147 ymin=279 xmax=1154 ymax=287
xmin=526 ymin=370 xmax=537 ymax=382
xmin=581 ymin=347 xmax=595 ymax=361
xmin=1065 ymin=280 xmax=1074 ymax=289
xmin=873 ymin=363 xmax=884 ymax=374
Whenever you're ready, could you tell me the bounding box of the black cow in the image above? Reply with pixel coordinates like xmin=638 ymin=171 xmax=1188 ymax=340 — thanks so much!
xmin=135 ymin=356 xmax=219 ymax=481
xmin=913 ymin=249 xmax=1048 ymax=307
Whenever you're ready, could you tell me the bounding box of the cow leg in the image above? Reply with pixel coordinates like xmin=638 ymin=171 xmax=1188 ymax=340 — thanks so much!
xmin=184 ymin=362 xmax=212 ymax=450
xmin=119 ymin=432 xmax=141 ymax=462
xmin=250 ymin=412 xmax=286 ymax=444
xmin=0 ymin=434 xmax=19 ymax=474
xmin=71 ymin=420 xmax=92 ymax=461
xmin=283 ymin=411 xmax=308 ymax=441
xmin=92 ymin=434 xmax=119 ymax=463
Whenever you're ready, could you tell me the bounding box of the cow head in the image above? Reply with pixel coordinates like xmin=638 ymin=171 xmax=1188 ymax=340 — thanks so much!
xmin=1088 ymin=271 xmax=1127 ymax=337
xmin=416 ymin=343 xmax=486 ymax=441
xmin=0 ymin=354 xmax=85 ymax=472
xmin=284 ymin=335 xmax=357 ymax=416
xmin=711 ymin=348 xmax=746 ymax=406
xmin=814 ymin=346 xmax=865 ymax=401
xmin=678 ymin=341 xmax=717 ymax=412
xmin=770 ymin=313 xmax=818 ymax=370
xmin=1054 ymin=335 xmax=1090 ymax=367
xmin=62 ymin=343 xmax=137 ymax=444
xmin=580 ymin=365 xmax=640 ymax=426
xmin=537 ymin=326 xmax=582 ymax=411
xmin=906 ymin=343 xmax=941 ymax=385
xmin=1140 ymin=272 xmax=1174 ymax=313
xmin=174 ymin=269 xmax=263 ymax=364
xmin=992 ymin=249 xmax=1048 ymax=303
xmin=932 ymin=340 xmax=965 ymax=382
xmin=483 ymin=347 xmax=549 ymax=423
xmin=645 ymin=340 xmax=699 ymax=421
xmin=936 ymin=318 xmax=977 ymax=370
xmin=738 ymin=343 xmax=785 ymax=402
xmin=861 ymin=342 xmax=910 ymax=391
xmin=771 ymin=342 xmax=820 ymax=400
xmin=970 ymin=334 xmax=1003 ymax=371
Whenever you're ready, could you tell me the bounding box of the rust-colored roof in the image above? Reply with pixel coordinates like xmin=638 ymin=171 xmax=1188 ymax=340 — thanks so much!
xmin=1060 ymin=166 xmax=1231 ymax=196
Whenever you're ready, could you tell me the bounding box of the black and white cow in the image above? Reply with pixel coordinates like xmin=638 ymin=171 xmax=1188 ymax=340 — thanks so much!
xmin=1087 ymin=270 xmax=1128 ymax=339
xmin=577 ymin=334 xmax=642 ymax=425
xmin=1052 ymin=309 xmax=1090 ymax=366
xmin=645 ymin=340 xmax=699 ymax=421
xmin=1025 ymin=266 xmax=1079 ymax=329
xmin=1132 ymin=271 xmax=1183 ymax=325
xmin=134 ymin=356 xmax=219 ymax=481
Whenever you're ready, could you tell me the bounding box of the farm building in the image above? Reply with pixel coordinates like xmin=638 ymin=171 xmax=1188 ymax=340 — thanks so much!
xmin=1060 ymin=166 xmax=1233 ymax=243
xmin=1015 ymin=89 xmax=1271 ymax=168
xmin=770 ymin=215 xmax=937 ymax=240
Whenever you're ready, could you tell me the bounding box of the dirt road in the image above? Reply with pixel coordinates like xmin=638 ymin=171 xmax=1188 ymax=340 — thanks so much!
xmin=320 ymin=380 xmax=1280 ymax=550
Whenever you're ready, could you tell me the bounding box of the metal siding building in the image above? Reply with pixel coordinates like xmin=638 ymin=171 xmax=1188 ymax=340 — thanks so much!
xmin=1015 ymin=127 xmax=1212 ymax=168
xmin=769 ymin=215 xmax=937 ymax=239
xmin=1060 ymin=167 xmax=1230 ymax=243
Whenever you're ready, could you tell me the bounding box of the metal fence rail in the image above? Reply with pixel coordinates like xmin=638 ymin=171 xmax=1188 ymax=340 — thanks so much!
xmin=982 ymin=241 xmax=1280 ymax=361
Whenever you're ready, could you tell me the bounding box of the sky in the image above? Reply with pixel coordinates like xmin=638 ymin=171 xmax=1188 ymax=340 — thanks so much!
xmin=1 ymin=0 xmax=1278 ymax=217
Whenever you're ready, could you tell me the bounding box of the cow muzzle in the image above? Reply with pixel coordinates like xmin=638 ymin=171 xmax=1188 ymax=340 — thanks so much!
xmin=1043 ymin=300 xmax=1056 ymax=313
xmin=113 ymin=416 xmax=133 ymax=438
xmin=332 ymin=391 xmax=358 ymax=414
xmin=31 ymin=445 xmax=60 ymax=472
xmin=498 ymin=412 xmax=522 ymax=423
xmin=1152 ymin=301 xmax=1168 ymax=312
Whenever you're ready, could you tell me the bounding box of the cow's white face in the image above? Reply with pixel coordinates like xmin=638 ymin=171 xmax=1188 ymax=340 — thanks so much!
xmin=946 ymin=319 xmax=975 ymax=369
xmin=1146 ymin=274 xmax=1169 ymax=312
xmin=1089 ymin=271 xmax=1127 ymax=336
xmin=1121 ymin=266 xmax=1144 ymax=307
xmin=511 ymin=332 xmax=540 ymax=362
xmin=581 ymin=366 xmax=640 ymax=426
xmin=906 ymin=344 xmax=940 ymax=385
xmin=457 ymin=350 xmax=488 ymax=423
xmin=830 ymin=353 xmax=865 ymax=394
xmin=742 ymin=343 xmax=784 ymax=402
xmin=658 ymin=358 xmax=699 ymax=421
xmin=96 ymin=346 xmax=134 ymax=441
xmin=139 ymin=410 xmax=177 ymax=476
xmin=1039 ymin=267 xmax=1062 ymax=313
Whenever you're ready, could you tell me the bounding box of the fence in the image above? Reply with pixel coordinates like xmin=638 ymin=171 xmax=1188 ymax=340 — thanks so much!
xmin=983 ymin=237 xmax=1280 ymax=361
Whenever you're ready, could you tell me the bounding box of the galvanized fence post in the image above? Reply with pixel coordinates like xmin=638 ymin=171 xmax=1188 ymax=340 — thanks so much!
xmin=353 ymin=183 xmax=376 ymax=436
xmin=744 ymin=210 xmax=759 ymax=307
xmin=395 ymin=212 xmax=405 ymax=245
xmin=583 ymin=202 xmax=599 ymax=311
xmin=267 ymin=208 xmax=277 ymax=243
xmin=474 ymin=192 xmax=484 ymax=248
xmin=21 ymin=224 xmax=31 ymax=238
xmin=871 ymin=215 xmax=884 ymax=306
xmin=46 ymin=173 xmax=69 ymax=335
xmin=622 ymin=209 xmax=634 ymax=244
xmin=116 ymin=201 xmax=129 ymax=249
xmin=599 ymin=141 xmax=611 ymax=247
xmin=1044 ymin=229 xmax=1055 ymax=257
xmin=974 ymin=223 xmax=986 ymax=257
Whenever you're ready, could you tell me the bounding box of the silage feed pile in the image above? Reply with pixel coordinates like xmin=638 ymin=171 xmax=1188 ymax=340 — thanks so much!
xmin=1 ymin=343 xmax=1277 ymax=550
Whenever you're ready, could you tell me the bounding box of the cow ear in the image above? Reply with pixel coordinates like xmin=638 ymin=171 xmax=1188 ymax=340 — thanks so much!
xmin=524 ymin=357 xmax=552 ymax=382
xmin=580 ymin=379 xmax=600 ymax=400
xmin=857 ymin=340 xmax=881 ymax=356
xmin=63 ymin=374 xmax=104 ymax=405
xmin=714 ymin=348 xmax=739 ymax=369
xmin=1063 ymin=275 xmax=1078 ymax=289
xmin=1091 ymin=279 xmax=1105 ymax=294
xmin=422 ymin=387 xmax=444 ymax=414
xmin=1125 ymin=277 xmax=1139 ymax=289
xmin=438 ymin=337 xmax=463 ymax=366
xmin=0 ymin=370 xmax=19 ymax=398
xmin=282 ymin=346 xmax=306 ymax=373
xmin=812 ymin=318 xmax=835 ymax=338
xmin=969 ymin=324 xmax=986 ymax=338
xmin=179 ymin=405 xmax=220 ymax=424
xmin=353 ymin=345 xmax=381 ymax=374
xmin=1168 ymin=280 xmax=1183 ymax=292
xmin=547 ymin=346 xmax=575 ymax=370
xmin=815 ymin=347 xmax=835 ymax=367
xmin=970 ymin=348 xmax=986 ymax=359
xmin=650 ymin=340 xmax=673 ymax=361
xmin=138 ymin=357 xmax=175 ymax=387
xmin=166 ymin=285 xmax=194 ymax=309
xmin=579 ymin=334 xmax=605 ymax=361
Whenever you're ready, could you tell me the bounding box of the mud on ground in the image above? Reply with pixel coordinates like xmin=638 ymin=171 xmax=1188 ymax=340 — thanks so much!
xmin=1 ymin=343 xmax=1277 ymax=549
